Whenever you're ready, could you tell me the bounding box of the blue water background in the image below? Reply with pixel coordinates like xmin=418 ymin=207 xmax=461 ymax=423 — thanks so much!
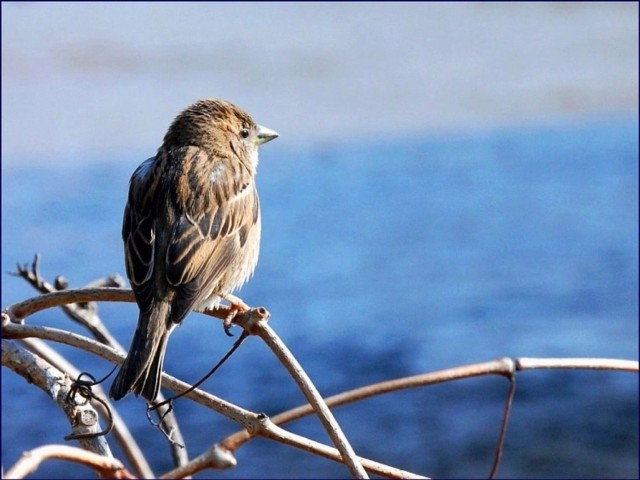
xmin=2 ymin=115 xmax=638 ymax=478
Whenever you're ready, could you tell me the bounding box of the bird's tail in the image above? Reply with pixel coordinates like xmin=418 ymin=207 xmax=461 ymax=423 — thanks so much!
xmin=109 ymin=302 xmax=171 ymax=402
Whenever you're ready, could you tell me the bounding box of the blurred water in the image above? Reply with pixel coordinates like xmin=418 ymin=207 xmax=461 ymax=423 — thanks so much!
xmin=2 ymin=116 xmax=638 ymax=479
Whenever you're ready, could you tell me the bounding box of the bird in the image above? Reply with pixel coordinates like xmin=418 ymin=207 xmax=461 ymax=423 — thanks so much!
xmin=109 ymin=98 xmax=278 ymax=402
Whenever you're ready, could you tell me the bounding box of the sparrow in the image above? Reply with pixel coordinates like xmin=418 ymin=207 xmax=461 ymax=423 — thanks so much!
xmin=109 ymin=98 xmax=278 ymax=402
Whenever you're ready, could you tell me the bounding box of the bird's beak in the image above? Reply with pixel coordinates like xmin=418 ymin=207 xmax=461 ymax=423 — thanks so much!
xmin=255 ymin=125 xmax=279 ymax=145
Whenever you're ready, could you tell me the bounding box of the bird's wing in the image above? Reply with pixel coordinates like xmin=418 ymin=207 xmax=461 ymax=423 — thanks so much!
xmin=124 ymin=148 xmax=259 ymax=320
xmin=123 ymin=157 xmax=161 ymax=313
xmin=164 ymin=147 xmax=259 ymax=322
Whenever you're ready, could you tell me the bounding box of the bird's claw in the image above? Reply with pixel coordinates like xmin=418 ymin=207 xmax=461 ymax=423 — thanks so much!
xmin=221 ymin=298 xmax=250 ymax=337
xmin=218 ymin=292 xmax=251 ymax=336
xmin=223 ymin=312 xmax=235 ymax=337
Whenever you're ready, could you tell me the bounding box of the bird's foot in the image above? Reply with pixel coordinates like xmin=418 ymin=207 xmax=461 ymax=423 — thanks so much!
xmin=220 ymin=294 xmax=250 ymax=336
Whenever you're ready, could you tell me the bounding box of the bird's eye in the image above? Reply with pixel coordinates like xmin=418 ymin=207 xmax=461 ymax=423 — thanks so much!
xmin=239 ymin=128 xmax=250 ymax=139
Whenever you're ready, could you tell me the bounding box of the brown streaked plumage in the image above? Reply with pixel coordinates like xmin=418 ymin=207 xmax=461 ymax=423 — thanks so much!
xmin=109 ymin=98 xmax=278 ymax=402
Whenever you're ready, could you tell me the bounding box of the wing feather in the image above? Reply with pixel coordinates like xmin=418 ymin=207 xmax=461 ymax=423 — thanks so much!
xmin=123 ymin=157 xmax=161 ymax=313
xmin=164 ymin=147 xmax=259 ymax=322
xmin=123 ymin=147 xmax=259 ymax=323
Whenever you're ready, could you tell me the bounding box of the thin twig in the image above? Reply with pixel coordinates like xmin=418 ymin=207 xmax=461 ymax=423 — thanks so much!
xmin=222 ymin=358 xmax=518 ymax=451
xmin=256 ymin=416 xmax=429 ymax=479
xmin=159 ymin=445 xmax=238 ymax=479
xmin=516 ymin=357 xmax=639 ymax=372
xmin=12 ymin=254 xmax=125 ymax=346
xmin=5 ymin=287 xmax=638 ymax=479
xmin=149 ymin=330 xmax=250 ymax=412
xmin=3 ymin=317 xmax=423 ymax=478
xmin=232 ymin=310 xmax=368 ymax=479
xmin=489 ymin=368 xmax=516 ymax=479
xmin=163 ymin=412 xmax=429 ymax=479
xmin=2 ymin=318 xmax=269 ymax=428
xmin=4 ymin=287 xmax=135 ymax=322
xmin=4 ymin=444 xmax=134 ymax=479
xmin=4 ymin=286 xmax=233 ymax=324
xmin=221 ymin=356 xmax=638 ymax=451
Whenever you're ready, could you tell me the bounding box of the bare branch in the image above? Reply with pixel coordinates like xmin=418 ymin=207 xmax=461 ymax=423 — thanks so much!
xmin=159 ymin=444 xmax=237 ymax=479
xmin=20 ymin=337 xmax=155 ymax=479
xmin=221 ymin=356 xmax=639 ymax=451
xmin=5 ymin=280 xmax=192 ymax=469
xmin=516 ymin=357 xmax=639 ymax=372
xmin=4 ymin=444 xmax=134 ymax=479
xmin=2 ymin=317 xmax=269 ymax=427
xmin=12 ymin=254 xmax=125 ymax=346
xmin=3 ymin=286 xmax=233 ymax=324
xmin=232 ymin=310 xmax=368 ymax=478
xmin=489 ymin=373 xmax=516 ymax=479
xmin=2 ymin=340 xmax=112 ymax=458
xmin=221 ymin=358 xmax=513 ymax=452
xmin=4 ymin=285 xmax=637 ymax=478
xmin=3 ymin=315 xmax=420 ymax=478
xmin=4 ymin=287 xmax=135 ymax=322
xmin=254 ymin=416 xmax=430 ymax=480
xmin=163 ymin=413 xmax=429 ymax=479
